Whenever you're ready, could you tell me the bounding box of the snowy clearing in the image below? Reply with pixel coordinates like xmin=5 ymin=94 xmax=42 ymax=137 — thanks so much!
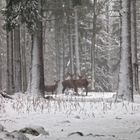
xmin=0 ymin=92 xmax=140 ymax=140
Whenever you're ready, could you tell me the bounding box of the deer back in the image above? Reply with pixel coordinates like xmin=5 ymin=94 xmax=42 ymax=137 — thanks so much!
xmin=45 ymin=80 xmax=60 ymax=92
xmin=75 ymin=78 xmax=89 ymax=88
xmin=62 ymin=79 xmax=76 ymax=88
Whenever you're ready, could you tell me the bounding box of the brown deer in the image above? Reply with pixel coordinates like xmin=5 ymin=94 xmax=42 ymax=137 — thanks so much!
xmin=75 ymin=76 xmax=89 ymax=96
xmin=62 ymin=73 xmax=89 ymax=95
xmin=45 ymin=80 xmax=60 ymax=94
xmin=62 ymin=73 xmax=77 ymax=94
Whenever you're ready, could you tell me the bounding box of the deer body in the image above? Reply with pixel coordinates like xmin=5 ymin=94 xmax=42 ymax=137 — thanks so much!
xmin=45 ymin=80 xmax=59 ymax=94
xmin=62 ymin=75 xmax=89 ymax=95
xmin=75 ymin=78 xmax=89 ymax=95
xmin=62 ymin=79 xmax=77 ymax=93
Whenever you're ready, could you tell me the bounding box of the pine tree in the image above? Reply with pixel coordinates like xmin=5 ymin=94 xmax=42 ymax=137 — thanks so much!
xmin=117 ymin=0 xmax=133 ymax=101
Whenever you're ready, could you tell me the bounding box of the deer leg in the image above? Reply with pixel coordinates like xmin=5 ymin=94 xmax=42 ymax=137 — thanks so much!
xmin=74 ymin=87 xmax=78 ymax=95
xmin=85 ymin=87 xmax=88 ymax=96
xmin=62 ymin=87 xmax=66 ymax=94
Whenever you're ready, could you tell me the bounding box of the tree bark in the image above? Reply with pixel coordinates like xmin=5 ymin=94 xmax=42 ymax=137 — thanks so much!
xmin=117 ymin=0 xmax=133 ymax=101
xmin=131 ymin=0 xmax=139 ymax=94
xmin=74 ymin=7 xmax=80 ymax=76
xmin=6 ymin=0 xmax=15 ymax=95
xmin=0 ymin=40 xmax=2 ymax=91
xmin=13 ymin=25 xmax=22 ymax=92
xmin=21 ymin=25 xmax=27 ymax=92
xmin=68 ymin=14 xmax=74 ymax=74
xmin=58 ymin=27 xmax=64 ymax=94
xmin=6 ymin=30 xmax=15 ymax=95
xmin=30 ymin=0 xmax=44 ymax=97
xmin=91 ymin=0 xmax=97 ymax=90
xmin=55 ymin=14 xmax=60 ymax=80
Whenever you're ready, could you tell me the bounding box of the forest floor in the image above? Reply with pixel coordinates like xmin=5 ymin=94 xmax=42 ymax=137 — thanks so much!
xmin=0 ymin=92 xmax=140 ymax=140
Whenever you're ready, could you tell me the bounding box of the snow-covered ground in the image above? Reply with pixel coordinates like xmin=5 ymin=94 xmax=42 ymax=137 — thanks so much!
xmin=0 ymin=92 xmax=140 ymax=140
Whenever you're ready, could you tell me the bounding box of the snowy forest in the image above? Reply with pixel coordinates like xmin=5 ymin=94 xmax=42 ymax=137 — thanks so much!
xmin=0 ymin=0 xmax=140 ymax=140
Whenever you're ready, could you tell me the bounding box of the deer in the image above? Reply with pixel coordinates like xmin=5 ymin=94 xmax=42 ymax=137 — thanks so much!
xmin=62 ymin=73 xmax=89 ymax=95
xmin=44 ymin=80 xmax=60 ymax=94
xmin=75 ymin=75 xmax=89 ymax=96
xmin=62 ymin=73 xmax=77 ymax=94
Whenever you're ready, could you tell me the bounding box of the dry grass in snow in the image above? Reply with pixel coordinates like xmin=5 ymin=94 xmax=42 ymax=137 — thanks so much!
xmin=0 ymin=92 xmax=140 ymax=140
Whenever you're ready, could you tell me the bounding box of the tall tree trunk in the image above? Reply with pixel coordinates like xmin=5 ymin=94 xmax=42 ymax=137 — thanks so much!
xmin=91 ymin=0 xmax=97 ymax=90
xmin=21 ymin=25 xmax=27 ymax=92
xmin=117 ymin=0 xmax=133 ymax=101
xmin=58 ymin=27 xmax=64 ymax=94
xmin=6 ymin=30 xmax=15 ymax=95
xmin=55 ymin=16 xmax=60 ymax=80
xmin=30 ymin=0 xmax=44 ymax=97
xmin=106 ymin=2 xmax=113 ymax=91
xmin=131 ymin=0 xmax=139 ymax=94
xmin=31 ymin=32 xmax=44 ymax=97
xmin=13 ymin=25 xmax=22 ymax=92
xmin=68 ymin=0 xmax=74 ymax=75
xmin=68 ymin=14 xmax=74 ymax=74
xmin=0 ymin=41 xmax=2 ymax=91
xmin=74 ymin=7 xmax=80 ymax=76
xmin=27 ymin=35 xmax=33 ymax=93
xmin=6 ymin=0 xmax=15 ymax=95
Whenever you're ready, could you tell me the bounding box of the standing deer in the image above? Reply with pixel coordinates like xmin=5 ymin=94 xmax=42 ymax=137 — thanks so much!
xmin=62 ymin=73 xmax=77 ymax=94
xmin=75 ymin=77 xmax=89 ymax=96
xmin=62 ymin=73 xmax=89 ymax=95
xmin=45 ymin=80 xmax=60 ymax=94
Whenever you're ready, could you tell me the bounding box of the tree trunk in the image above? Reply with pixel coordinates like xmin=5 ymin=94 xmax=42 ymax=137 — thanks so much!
xmin=31 ymin=31 xmax=44 ymax=97
xmin=131 ymin=0 xmax=139 ymax=94
xmin=30 ymin=0 xmax=44 ymax=97
xmin=13 ymin=25 xmax=22 ymax=92
xmin=0 ymin=40 xmax=2 ymax=91
xmin=55 ymin=19 xmax=60 ymax=80
xmin=6 ymin=31 xmax=15 ymax=95
xmin=74 ymin=7 xmax=80 ymax=76
xmin=91 ymin=0 xmax=97 ymax=90
xmin=21 ymin=25 xmax=27 ymax=92
xmin=58 ymin=28 xmax=64 ymax=94
xmin=117 ymin=0 xmax=133 ymax=101
xmin=68 ymin=14 xmax=74 ymax=74
xmin=6 ymin=0 xmax=15 ymax=95
xmin=27 ymin=35 xmax=33 ymax=94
